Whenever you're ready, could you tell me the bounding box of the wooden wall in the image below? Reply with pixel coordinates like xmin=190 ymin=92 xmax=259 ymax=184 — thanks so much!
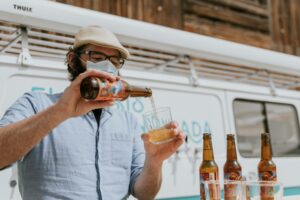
xmin=270 ymin=0 xmax=300 ymax=55
xmin=56 ymin=0 xmax=300 ymax=56
xmin=56 ymin=0 xmax=183 ymax=29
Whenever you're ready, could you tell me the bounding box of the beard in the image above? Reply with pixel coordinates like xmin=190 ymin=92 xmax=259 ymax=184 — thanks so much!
xmin=67 ymin=57 xmax=86 ymax=81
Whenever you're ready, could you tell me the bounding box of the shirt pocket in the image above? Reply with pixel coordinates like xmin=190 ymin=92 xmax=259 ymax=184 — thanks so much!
xmin=111 ymin=132 xmax=133 ymax=169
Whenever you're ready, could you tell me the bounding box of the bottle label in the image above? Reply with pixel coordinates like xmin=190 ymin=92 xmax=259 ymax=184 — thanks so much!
xmin=259 ymin=171 xmax=277 ymax=181
xmin=224 ymin=171 xmax=242 ymax=181
xmin=200 ymin=172 xmax=220 ymax=200
xmin=259 ymin=171 xmax=277 ymax=200
xmin=97 ymin=79 xmax=125 ymax=100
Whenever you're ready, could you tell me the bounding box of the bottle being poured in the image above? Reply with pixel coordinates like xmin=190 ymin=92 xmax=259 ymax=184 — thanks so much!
xmin=80 ymin=60 xmax=152 ymax=101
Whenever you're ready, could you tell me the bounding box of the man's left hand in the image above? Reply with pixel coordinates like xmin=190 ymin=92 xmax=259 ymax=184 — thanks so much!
xmin=141 ymin=122 xmax=185 ymax=166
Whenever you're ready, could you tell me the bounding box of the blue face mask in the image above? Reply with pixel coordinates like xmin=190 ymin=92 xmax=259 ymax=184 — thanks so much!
xmin=86 ymin=60 xmax=118 ymax=75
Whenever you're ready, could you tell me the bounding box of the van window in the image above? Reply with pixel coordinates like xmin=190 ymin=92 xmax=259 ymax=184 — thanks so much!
xmin=233 ymin=99 xmax=300 ymax=157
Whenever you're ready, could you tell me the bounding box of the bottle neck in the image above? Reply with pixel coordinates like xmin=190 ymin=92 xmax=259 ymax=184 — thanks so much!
xmin=226 ymin=136 xmax=237 ymax=161
xmin=202 ymin=137 xmax=215 ymax=161
xmin=127 ymin=86 xmax=152 ymax=97
xmin=124 ymin=81 xmax=152 ymax=98
xmin=261 ymin=133 xmax=273 ymax=160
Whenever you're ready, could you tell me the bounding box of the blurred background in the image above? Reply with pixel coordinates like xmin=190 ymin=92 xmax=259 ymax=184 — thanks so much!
xmin=55 ymin=0 xmax=300 ymax=56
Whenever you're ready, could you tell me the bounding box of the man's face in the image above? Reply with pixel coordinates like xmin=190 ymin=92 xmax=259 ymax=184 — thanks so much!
xmin=67 ymin=44 xmax=122 ymax=81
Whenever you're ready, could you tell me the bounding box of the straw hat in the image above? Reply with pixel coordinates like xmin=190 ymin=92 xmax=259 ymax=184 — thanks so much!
xmin=73 ymin=26 xmax=129 ymax=59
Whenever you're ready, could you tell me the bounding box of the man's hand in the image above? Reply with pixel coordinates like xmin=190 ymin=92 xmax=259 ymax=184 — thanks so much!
xmin=141 ymin=122 xmax=185 ymax=166
xmin=133 ymin=122 xmax=185 ymax=199
xmin=55 ymin=69 xmax=118 ymax=118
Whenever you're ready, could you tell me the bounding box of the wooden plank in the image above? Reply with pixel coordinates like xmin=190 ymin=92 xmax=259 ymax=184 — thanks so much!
xmin=115 ymin=0 xmax=122 ymax=16
xmin=142 ymin=0 xmax=156 ymax=24
xmin=127 ymin=0 xmax=134 ymax=19
xmin=95 ymin=0 xmax=109 ymax=13
xmin=184 ymin=0 xmax=269 ymax=32
xmin=184 ymin=14 xmax=272 ymax=49
xmin=92 ymin=0 xmax=99 ymax=11
xmin=66 ymin=0 xmax=74 ymax=5
xmin=164 ymin=0 xmax=183 ymax=29
xmin=126 ymin=0 xmax=144 ymax=21
xmin=120 ymin=0 xmax=128 ymax=17
xmin=108 ymin=0 xmax=117 ymax=15
xmin=289 ymin=0 xmax=300 ymax=55
xmin=280 ymin=0 xmax=292 ymax=54
xmin=140 ymin=0 xmax=182 ymax=29
xmin=72 ymin=0 xmax=83 ymax=9
xmin=162 ymin=0 xmax=183 ymax=29
xmin=202 ymin=0 xmax=269 ymax=17
xmin=236 ymin=0 xmax=267 ymax=7
xmin=82 ymin=0 xmax=92 ymax=9
xmin=269 ymin=0 xmax=300 ymax=55
xmin=136 ymin=0 xmax=144 ymax=21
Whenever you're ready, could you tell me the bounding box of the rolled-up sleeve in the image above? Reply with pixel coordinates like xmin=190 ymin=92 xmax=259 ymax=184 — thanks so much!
xmin=0 ymin=92 xmax=38 ymax=127
xmin=129 ymin=115 xmax=145 ymax=196
xmin=0 ymin=92 xmax=38 ymax=169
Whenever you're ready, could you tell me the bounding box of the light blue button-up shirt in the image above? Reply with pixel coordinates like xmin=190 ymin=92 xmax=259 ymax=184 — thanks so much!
xmin=0 ymin=92 xmax=145 ymax=200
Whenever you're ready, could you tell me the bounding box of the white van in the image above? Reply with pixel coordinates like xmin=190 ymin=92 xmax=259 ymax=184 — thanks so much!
xmin=1 ymin=0 xmax=300 ymax=199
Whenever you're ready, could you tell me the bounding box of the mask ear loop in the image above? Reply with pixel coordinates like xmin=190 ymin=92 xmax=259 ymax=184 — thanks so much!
xmin=105 ymin=60 xmax=120 ymax=75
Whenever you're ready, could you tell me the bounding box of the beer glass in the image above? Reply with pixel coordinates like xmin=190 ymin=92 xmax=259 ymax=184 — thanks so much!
xmin=202 ymin=180 xmax=222 ymax=200
xmin=202 ymin=180 xmax=244 ymax=200
xmin=243 ymin=181 xmax=283 ymax=200
xmin=223 ymin=180 xmax=244 ymax=200
xmin=143 ymin=107 xmax=175 ymax=144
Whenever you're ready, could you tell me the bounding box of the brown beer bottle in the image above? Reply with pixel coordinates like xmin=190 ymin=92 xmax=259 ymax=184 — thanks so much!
xmin=199 ymin=133 xmax=220 ymax=200
xmin=258 ymin=133 xmax=277 ymax=200
xmin=80 ymin=77 xmax=152 ymax=101
xmin=223 ymin=134 xmax=242 ymax=200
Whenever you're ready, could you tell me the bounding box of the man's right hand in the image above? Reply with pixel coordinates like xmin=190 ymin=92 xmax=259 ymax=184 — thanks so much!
xmin=55 ymin=69 xmax=118 ymax=118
